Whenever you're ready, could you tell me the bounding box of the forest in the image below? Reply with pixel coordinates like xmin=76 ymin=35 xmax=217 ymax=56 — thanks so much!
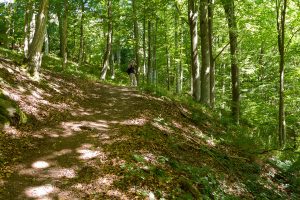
xmin=0 ymin=0 xmax=299 ymax=199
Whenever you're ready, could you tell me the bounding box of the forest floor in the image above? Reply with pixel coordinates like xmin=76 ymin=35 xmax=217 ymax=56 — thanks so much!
xmin=0 ymin=55 xmax=299 ymax=199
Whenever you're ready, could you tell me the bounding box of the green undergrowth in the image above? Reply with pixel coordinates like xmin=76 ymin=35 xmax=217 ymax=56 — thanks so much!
xmin=1 ymin=47 xmax=299 ymax=198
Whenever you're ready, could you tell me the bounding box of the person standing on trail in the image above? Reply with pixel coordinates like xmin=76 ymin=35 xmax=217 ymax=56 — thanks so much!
xmin=127 ymin=60 xmax=137 ymax=86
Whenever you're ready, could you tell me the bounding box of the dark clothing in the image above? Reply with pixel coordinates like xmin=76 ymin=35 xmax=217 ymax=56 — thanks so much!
xmin=127 ymin=65 xmax=135 ymax=75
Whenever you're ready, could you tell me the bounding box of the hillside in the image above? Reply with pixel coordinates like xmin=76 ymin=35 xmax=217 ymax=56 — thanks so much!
xmin=0 ymin=54 xmax=299 ymax=199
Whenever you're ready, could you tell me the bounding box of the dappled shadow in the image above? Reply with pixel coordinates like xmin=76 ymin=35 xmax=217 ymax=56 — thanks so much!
xmin=1 ymin=57 xmax=297 ymax=199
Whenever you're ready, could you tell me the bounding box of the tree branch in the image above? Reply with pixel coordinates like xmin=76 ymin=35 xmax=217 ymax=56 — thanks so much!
xmin=286 ymin=28 xmax=300 ymax=50
xmin=213 ymin=42 xmax=230 ymax=61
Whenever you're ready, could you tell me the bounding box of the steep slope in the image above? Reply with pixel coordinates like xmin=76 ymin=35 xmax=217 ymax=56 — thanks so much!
xmin=0 ymin=56 xmax=298 ymax=199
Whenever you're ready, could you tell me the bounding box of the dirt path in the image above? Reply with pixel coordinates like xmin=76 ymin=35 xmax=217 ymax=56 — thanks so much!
xmin=1 ymin=58 xmax=297 ymax=199
xmin=0 ymin=60 xmax=209 ymax=199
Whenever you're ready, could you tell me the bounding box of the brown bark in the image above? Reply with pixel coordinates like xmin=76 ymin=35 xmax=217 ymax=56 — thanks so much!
xmin=79 ymin=0 xmax=86 ymax=66
xmin=24 ymin=0 xmax=33 ymax=58
xmin=61 ymin=0 xmax=68 ymax=68
xmin=188 ymin=0 xmax=200 ymax=101
xmin=200 ymin=0 xmax=210 ymax=105
xmin=101 ymin=0 xmax=113 ymax=80
xmin=276 ymin=0 xmax=287 ymax=148
xmin=208 ymin=0 xmax=215 ymax=108
xmin=26 ymin=0 xmax=49 ymax=77
xmin=132 ymin=0 xmax=140 ymax=85
xmin=222 ymin=0 xmax=240 ymax=124
xmin=147 ymin=20 xmax=152 ymax=84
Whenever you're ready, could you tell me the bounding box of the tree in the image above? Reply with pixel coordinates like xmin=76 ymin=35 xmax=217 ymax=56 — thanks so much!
xmin=101 ymin=0 xmax=113 ymax=80
xmin=24 ymin=0 xmax=33 ymax=58
xmin=222 ymin=0 xmax=240 ymax=124
xmin=276 ymin=0 xmax=288 ymax=147
xmin=61 ymin=0 xmax=68 ymax=68
xmin=188 ymin=0 xmax=200 ymax=101
xmin=78 ymin=0 xmax=86 ymax=66
xmin=208 ymin=0 xmax=215 ymax=107
xmin=25 ymin=0 xmax=49 ymax=78
xmin=132 ymin=0 xmax=140 ymax=85
xmin=147 ymin=20 xmax=153 ymax=84
xmin=200 ymin=0 xmax=211 ymax=105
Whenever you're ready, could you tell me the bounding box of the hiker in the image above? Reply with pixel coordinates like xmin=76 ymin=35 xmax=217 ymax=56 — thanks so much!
xmin=127 ymin=60 xmax=137 ymax=86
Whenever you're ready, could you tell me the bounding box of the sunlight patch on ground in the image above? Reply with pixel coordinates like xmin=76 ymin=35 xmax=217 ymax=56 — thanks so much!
xmin=3 ymin=124 xmax=22 ymax=137
xmin=46 ymin=168 xmax=76 ymax=179
xmin=2 ymin=88 xmax=21 ymax=101
xmin=48 ymin=82 xmax=62 ymax=93
xmin=61 ymin=120 xmax=108 ymax=136
xmin=70 ymin=108 xmax=101 ymax=116
xmin=151 ymin=121 xmax=174 ymax=134
xmin=32 ymin=161 xmax=50 ymax=169
xmin=120 ymin=118 xmax=148 ymax=126
xmin=95 ymin=174 xmax=118 ymax=187
xmin=57 ymin=191 xmax=79 ymax=200
xmin=76 ymin=144 xmax=107 ymax=161
xmin=25 ymin=184 xmax=58 ymax=199
xmin=42 ymin=149 xmax=73 ymax=160
xmin=20 ymin=165 xmax=77 ymax=179
xmin=220 ymin=179 xmax=248 ymax=197
xmin=1 ymin=82 xmax=69 ymax=120
xmin=77 ymin=149 xmax=101 ymax=160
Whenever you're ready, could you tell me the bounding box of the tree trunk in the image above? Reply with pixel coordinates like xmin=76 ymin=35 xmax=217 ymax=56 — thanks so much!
xmin=153 ymin=18 xmax=158 ymax=86
xmin=142 ymin=12 xmax=147 ymax=82
xmin=208 ymin=0 xmax=215 ymax=108
xmin=26 ymin=0 xmax=49 ymax=78
xmin=24 ymin=0 xmax=33 ymax=58
xmin=147 ymin=20 xmax=152 ymax=84
xmin=200 ymin=0 xmax=210 ymax=105
xmin=79 ymin=0 xmax=85 ymax=66
xmin=276 ymin=0 xmax=287 ymax=148
xmin=61 ymin=0 xmax=68 ymax=68
xmin=175 ymin=10 xmax=181 ymax=94
xmin=188 ymin=0 xmax=200 ymax=101
xmin=222 ymin=0 xmax=240 ymax=124
xmin=179 ymin=19 xmax=184 ymax=93
xmin=44 ymin=26 xmax=49 ymax=55
xmin=110 ymin=50 xmax=115 ymax=79
xmin=101 ymin=0 xmax=113 ymax=80
xmin=166 ymin=46 xmax=171 ymax=91
xmin=132 ymin=0 xmax=140 ymax=85
xmin=29 ymin=9 xmax=37 ymax=48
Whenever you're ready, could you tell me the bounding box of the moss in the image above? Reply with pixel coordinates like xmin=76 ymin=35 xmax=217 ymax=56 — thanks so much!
xmin=0 ymin=93 xmax=27 ymax=127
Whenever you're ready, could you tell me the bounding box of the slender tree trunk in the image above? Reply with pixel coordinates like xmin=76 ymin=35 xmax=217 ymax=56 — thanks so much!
xmin=26 ymin=0 xmax=49 ymax=77
xmin=57 ymin=11 xmax=63 ymax=57
xmin=44 ymin=26 xmax=49 ymax=55
xmin=61 ymin=0 xmax=68 ymax=68
xmin=79 ymin=0 xmax=85 ymax=66
xmin=188 ymin=0 xmax=200 ymax=101
xmin=147 ymin=20 xmax=152 ymax=84
xmin=200 ymin=0 xmax=211 ymax=105
xmin=175 ymin=10 xmax=181 ymax=93
xmin=153 ymin=18 xmax=158 ymax=86
xmin=24 ymin=0 xmax=33 ymax=58
xmin=132 ymin=0 xmax=140 ymax=85
xmin=179 ymin=19 xmax=184 ymax=93
xmin=143 ymin=12 xmax=146 ymax=82
xmin=110 ymin=50 xmax=115 ymax=79
xmin=222 ymin=0 xmax=240 ymax=124
xmin=208 ymin=0 xmax=215 ymax=108
xmin=116 ymin=40 xmax=121 ymax=68
xmin=5 ymin=3 xmax=14 ymax=49
xmin=101 ymin=0 xmax=113 ymax=80
xmin=276 ymin=0 xmax=287 ymax=148
xmin=166 ymin=46 xmax=170 ymax=90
